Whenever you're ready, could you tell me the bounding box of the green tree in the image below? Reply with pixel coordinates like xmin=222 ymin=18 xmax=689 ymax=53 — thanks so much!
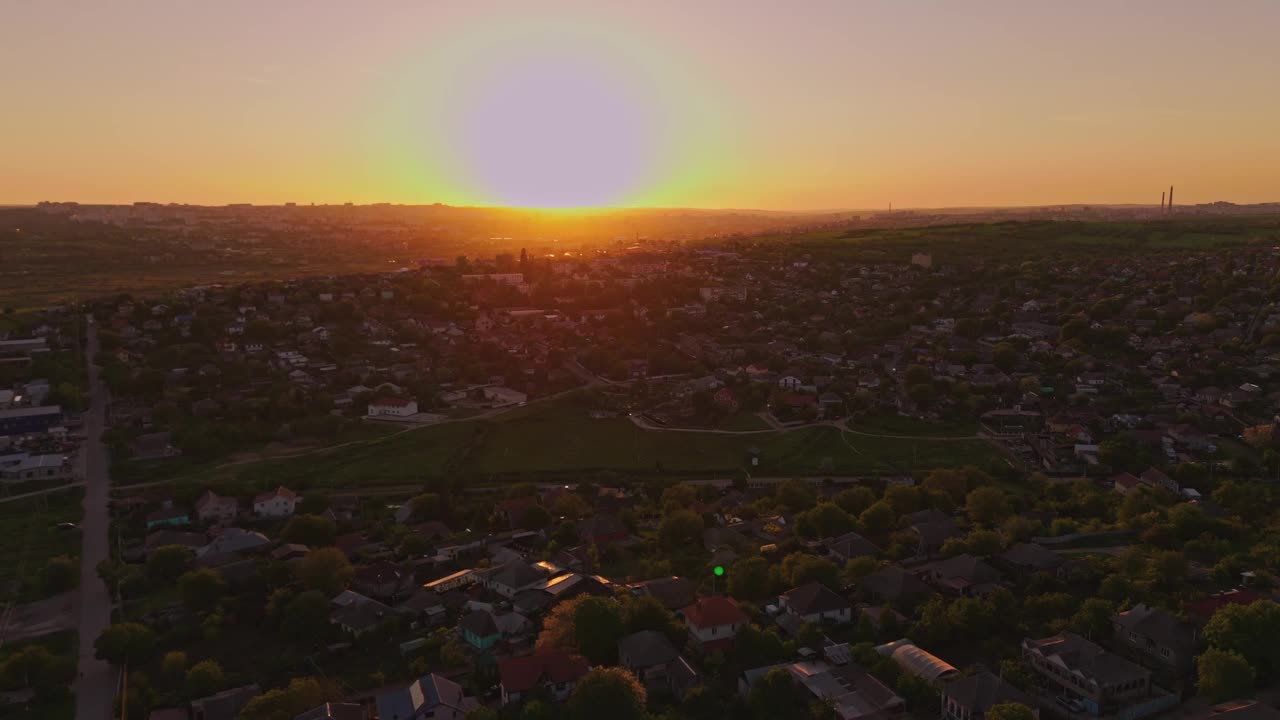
xmin=734 ymin=624 xmax=788 ymax=668
xmin=295 ymin=547 xmax=354 ymax=595
xmin=567 ymin=667 xmax=647 ymax=720
xmin=161 ymin=651 xmax=187 ymax=683
xmin=177 ymin=569 xmax=226 ymax=613
xmin=780 ymin=553 xmax=840 ymax=589
xmin=729 ymin=556 xmax=773 ymax=600
xmin=775 ymin=479 xmax=817 ymax=512
xmin=281 ymin=590 xmax=333 ymax=645
xmin=573 ymin=597 xmax=626 ymax=665
xmin=94 ymin=623 xmax=156 ymax=667
xmin=833 ymin=487 xmax=876 ymax=516
xmin=520 ymin=505 xmax=553 ymax=530
xmin=965 ymin=487 xmax=1011 ymax=526
xmin=185 ymin=660 xmax=225 ymax=698
xmin=659 ymin=510 xmax=704 ymax=551
xmin=41 ymin=555 xmax=77 ymax=594
xmin=1069 ymin=598 xmax=1116 ymax=639
xmin=859 ymin=501 xmax=897 ymax=534
xmin=795 ymin=502 xmax=856 ymax=540
xmin=1196 ymin=648 xmax=1256 ymax=702
xmin=748 ymin=667 xmax=805 ymax=720
xmin=1203 ymin=600 xmax=1280 ymax=681
xmin=239 ymin=677 xmax=332 ymax=720
xmin=147 ymin=545 xmax=195 ymax=581
xmin=281 ymin=514 xmax=337 ymax=546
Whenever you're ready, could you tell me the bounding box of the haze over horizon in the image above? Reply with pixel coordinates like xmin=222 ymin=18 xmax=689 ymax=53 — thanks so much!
xmin=3 ymin=0 xmax=1278 ymax=210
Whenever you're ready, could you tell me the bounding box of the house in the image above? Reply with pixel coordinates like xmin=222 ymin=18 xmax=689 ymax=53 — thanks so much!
xmin=353 ymin=561 xmax=411 ymax=601
xmin=1022 ymin=633 xmax=1168 ymax=718
xmin=1185 ymin=590 xmax=1264 ymax=623
xmin=375 ymin=673 xmax=478 ymax=720
xmin=577 ymin=513 xmax=628 ymax=547
xmin=189 ymin=684 xmax=260 ymax=720
xmin=997 ymin=543 xmax=1065 ymax=580
xmin=739 ymin=661 xmax=905 ymax=720
xmin=681 ymin=596 xmax=749 ymax=652
xmin=367 ymin=397 xmax=419 ymax=417
xmin=480 ymin=559 xmax=547 ymax=598
xmin=876 ymin=639 xmax=959 ymax=686
xmin=1111 ymin=603 xmax=1199 ymax=672
xmin=1187 ymin=701 xmax=1280 ymax=720
xmin=459 ymin=609 xmax=529 ymax=650
xmin=630 ymin=576 xmax=697 ymax=611
xmin=494 ymin=495 xmax=540 ymax=527
xmin=195 ymin=528 xmax=270 ymax=560
xmin=1111 ymin=473 xmax=1143 ymax=495
xmin=826 ymin=532 xmax=882 ymax=563
xmin=905 ymin=509 xmax=961 ymax=557
xmin=146 ymin=507 xmax=191 ymax=530
xmin=330 ymin=594 xmax=397 ymax=637
xmin=942 ymin=669 xmax=1040 ymax=720
xmin=917 ymin=555 xmax=1003 ymax=596
xmin=779 ymin=582 xmax=853 ymax=625
xmin=618 ymin=630 xmax=699 ymax=696
xmin=1139 ymin=468 xmax=1179 ymax=495
xmin=253 ymin=486 xmax=300 ymax=518
xmin=194 ymin=490 xmax=238 ymax=524
xmin=858 ymin=566 xmax=934 ymax=608
xmin=498 ymin=650 xmax=591 ymax=706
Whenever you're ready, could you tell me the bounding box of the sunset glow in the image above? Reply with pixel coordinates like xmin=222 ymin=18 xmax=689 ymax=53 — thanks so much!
xmin=2 ymin=1 xmax=1279 ymax=208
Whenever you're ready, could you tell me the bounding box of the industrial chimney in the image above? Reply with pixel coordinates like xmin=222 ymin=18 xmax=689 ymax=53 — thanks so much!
xmin=1161 ymin=191 xmax=1165 ymax=212
xmin=1168 ymin=186 xmax=1174 ymax=213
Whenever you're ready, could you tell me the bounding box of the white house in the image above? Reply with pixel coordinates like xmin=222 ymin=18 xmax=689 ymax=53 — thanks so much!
xmin=253 ymin=486 xmax=300 ymax=518
xmin=195 ymin=490 xmax=239 ymax=524
xmin=682 ymin=596 xmax=749 ymax=651
xmin=367 ymin=397 xmax=419 ymax=417
xmin=777 ymin=375 xmax=804 ymax=391
xmin=779 ymin=582 xmax=853 ymax=624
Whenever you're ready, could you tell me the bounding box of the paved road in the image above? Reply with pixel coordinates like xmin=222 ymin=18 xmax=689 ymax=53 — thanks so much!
xmin=74 ymin=318 xmax=115 ymax=720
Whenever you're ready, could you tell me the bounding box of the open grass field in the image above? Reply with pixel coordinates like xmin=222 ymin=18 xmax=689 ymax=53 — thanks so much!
xmin=141 ymin=393 xmax=1000 ymax=495
xmin=0 ymin=491 xmax=82 ymax=604
xmin=751 ymin=217 xmax=1280 ymax=265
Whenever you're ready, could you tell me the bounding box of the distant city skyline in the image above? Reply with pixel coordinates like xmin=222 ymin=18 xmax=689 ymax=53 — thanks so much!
xmin=3 ymin=1 xmax=1279 ymax=209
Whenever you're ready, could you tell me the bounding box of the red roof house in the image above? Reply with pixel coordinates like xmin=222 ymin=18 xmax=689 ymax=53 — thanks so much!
xmin=681 ymin=596 xmax=749 ymax=652
xmin=498 ymin=650 xmax=590 ymax=705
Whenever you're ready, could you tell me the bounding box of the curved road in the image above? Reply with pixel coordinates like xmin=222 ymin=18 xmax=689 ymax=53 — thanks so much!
xmin=74 ymin=318 xmax=115 ymax=720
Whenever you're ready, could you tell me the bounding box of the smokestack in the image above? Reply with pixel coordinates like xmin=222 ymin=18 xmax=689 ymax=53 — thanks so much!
xmin=1169 ymin=186 xmax=1174 ymax=213
xmin=1161 ymin=191 xmax=1165 ymax=212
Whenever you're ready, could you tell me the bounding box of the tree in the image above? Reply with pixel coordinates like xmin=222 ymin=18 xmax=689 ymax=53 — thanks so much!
xmin=41 ymin=555 xmax=77 ymax=594
xmin=833 ymin=487 xmax=876 ymax=516
xmin=1196 ymin=648 xmax=1255 ymax=702
xmin=795 ymin=503 xmax=856 ymax=540
xmin=407 ymin=492 xmax=444 ymax=521
xmin=240 ymin=677 xmax=332 ymax=720
xmin=659 ymin=510 xmax=704 ymax=550
xmin=281 ymin=590 xmax=333 ymax=645
xmin=567 ymin=667 xmax=647 ymax=720
xmin=780 ymin=553 xmax=840 ymax=589
xmin=185 ymin=660 xmax=225 ymax=698
xmin=748 ymin=667 xmax=805 ymax=720
xmin=964 ymin=529 xmax=1004 ymax=557
xmin=573 ymin=597 xmax=626 ymax=665
xmin=1203 ymin=600 xmax=1280 ymax=682
xmin=281 ymin=514 xmax=337 ymax=547
xmin=775 ymin=479 xmax=817 ymax=512
xmin=295 ymin=547 xmax=354 ymax=595
xmin=884 ymin=486 xmax=922 ymax=514
xmin=147 ymin=545 xmax=194 ymax=581
xmin=177 ymin=569 xmax=226 ymax=613
xmin=734 ymin=624 xmax=788 ymax=668
xmin=859 ymin=501 xmax=897 ymax=535
xmin=1069 ymin=598 xmax=1116 ymax=639
xmin=987 ymin=703 xmax=1037 ymax=720
xmin=519 ymin=504 xmax=553 ymax=530
xmin=729 ymin=556 xmax=773 ymax=600
xmin=94 ymin=623 xmax=156 ymax=667
xmin=0 ymin=644 xmax=74 ymax=697
xmin=965 ymin=487 xmax=1011 ymax=526
xmin=161 ymin=650 xmax=188 ymax=682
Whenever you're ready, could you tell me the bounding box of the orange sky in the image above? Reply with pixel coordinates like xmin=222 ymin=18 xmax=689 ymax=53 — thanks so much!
xmin=2 ymin=1 xmax=1278 ymax=209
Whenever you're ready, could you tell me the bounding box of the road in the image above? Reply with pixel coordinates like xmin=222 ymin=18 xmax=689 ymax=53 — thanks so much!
xmin=73 ymin=318 xmax=115 ymax=720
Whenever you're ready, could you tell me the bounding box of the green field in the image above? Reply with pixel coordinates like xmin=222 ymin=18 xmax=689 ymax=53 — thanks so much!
xmin=141 ymin=394 xmax=1000 ymax=494
xmin=0 ymin=492 xmax=82 ymax=604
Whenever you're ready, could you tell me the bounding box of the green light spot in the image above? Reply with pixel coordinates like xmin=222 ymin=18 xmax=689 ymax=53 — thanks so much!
xmin=713 ymin=566 xmax=725 ymax=576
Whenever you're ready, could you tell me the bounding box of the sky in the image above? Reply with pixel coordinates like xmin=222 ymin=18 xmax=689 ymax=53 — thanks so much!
xmin=2 ymin=0 xmax=1279 ymax=210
